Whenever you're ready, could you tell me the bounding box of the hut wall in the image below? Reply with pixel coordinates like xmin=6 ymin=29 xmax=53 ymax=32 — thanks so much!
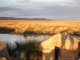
xmin=42 ymin=50 xmax=55 ymax=60
xmin=0 ymin=57 xmax=8 ymax=60
xmin=60 ymin=49 xmax=78 ymax=60
xmin=41 ymin=48 xmax=78 ymax=60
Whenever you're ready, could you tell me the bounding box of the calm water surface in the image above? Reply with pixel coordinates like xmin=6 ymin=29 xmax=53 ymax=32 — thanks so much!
xmin=0 ymin=34 xmax=51 ymax=48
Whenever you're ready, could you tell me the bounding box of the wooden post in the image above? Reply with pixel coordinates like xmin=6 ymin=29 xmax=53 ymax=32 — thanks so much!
xmin=78 ymin=42 xmax=80 ymax=60
xmin=42 ymin=53 xmax=46 ymax=60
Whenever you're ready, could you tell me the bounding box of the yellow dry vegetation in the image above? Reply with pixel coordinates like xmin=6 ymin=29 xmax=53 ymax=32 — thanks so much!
xmin=0 ymin=20 xmax=80 ymax=34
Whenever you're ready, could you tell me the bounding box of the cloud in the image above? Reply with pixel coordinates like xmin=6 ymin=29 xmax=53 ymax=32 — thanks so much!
xmin=10 ymin=0 xmax=80 ymax=8
xmin=0 ymin=5 xmax=80 ymax=20
xmin=0 ymin=0 xmax=80 ymax=7
xmin=0 ymin=0 xmax=80 ymax=20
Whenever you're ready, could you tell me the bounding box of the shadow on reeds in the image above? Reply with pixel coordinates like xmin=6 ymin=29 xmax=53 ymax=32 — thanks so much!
xmin=5 ymin=38 xmax=80 ymax=60
xmin=7 ymin=40 xmax=42 ymax=60
xmin=0 ymin=27 xmax=15 ymax=33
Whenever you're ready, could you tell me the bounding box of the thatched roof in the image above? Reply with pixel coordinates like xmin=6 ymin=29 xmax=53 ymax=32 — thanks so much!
xmin=40 ymin=32 xmax=79 ymax=53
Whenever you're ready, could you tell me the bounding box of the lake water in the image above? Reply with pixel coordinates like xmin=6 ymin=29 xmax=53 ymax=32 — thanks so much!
xmin=0 ymin=34 xmax=51 ymax=48
xmin=0 ymin=34 xmax=80 ymax=49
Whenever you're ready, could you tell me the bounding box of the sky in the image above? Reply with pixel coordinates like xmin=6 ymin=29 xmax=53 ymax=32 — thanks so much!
xmin=0 ymin=0 xmax=80 ymax=20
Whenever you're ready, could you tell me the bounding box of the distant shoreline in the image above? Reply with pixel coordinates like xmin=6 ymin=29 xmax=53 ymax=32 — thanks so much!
xmin=0 ymin=20 xmax=80 ymax=22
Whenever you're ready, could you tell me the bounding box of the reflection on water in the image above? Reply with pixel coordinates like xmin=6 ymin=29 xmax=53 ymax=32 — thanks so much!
xmin=26 ymin=35 xmax=51 ymax=41
xmin=0 ymin=34 xmax=51 ymax=48
xmin=0 ymin=34 xmax=26 ymax=48
xmin=0 ymin=34 xmax=25 ymax=42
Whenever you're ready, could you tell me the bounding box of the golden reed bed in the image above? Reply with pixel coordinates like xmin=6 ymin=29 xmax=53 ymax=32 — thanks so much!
xmin=0 ymin=20 xmax=80 ymax=34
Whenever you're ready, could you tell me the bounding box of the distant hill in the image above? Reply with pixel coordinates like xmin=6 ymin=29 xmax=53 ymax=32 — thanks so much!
xmin=0 ymin=17 xmax=49 ymax=20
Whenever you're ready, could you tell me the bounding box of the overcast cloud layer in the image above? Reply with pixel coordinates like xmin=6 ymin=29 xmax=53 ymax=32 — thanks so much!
xmin=0 ymin=0 xmax=80 ymax=20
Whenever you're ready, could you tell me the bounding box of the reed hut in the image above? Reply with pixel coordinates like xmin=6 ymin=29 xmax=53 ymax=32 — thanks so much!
xmin=40 ymin=32 xmax=79 ymax=60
